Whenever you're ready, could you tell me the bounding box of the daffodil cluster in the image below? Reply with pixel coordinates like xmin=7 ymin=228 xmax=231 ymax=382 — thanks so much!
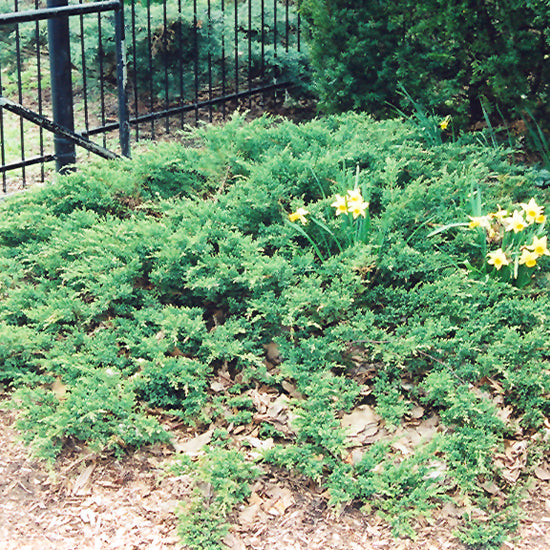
xmin=330 ymin=188 xmax=369 ymax=220
xmin=288 ymin=188 xmax=369 ymax=227
xmin=468 ymin=197 xmax=548 ymax=284
xmin=287 ymin=186 xmax=371 ymax=262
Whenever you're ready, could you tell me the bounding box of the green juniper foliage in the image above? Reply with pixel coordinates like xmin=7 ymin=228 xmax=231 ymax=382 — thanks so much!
xmin=298 ymin=0 xmax=550 ymax=128
xmin=172 ymin=444 xmax=261 ymax=550
xmin=0 ymin=113 xmax=548 ymax=547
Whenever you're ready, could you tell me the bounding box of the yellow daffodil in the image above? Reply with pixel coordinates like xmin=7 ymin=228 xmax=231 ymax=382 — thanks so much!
xmin=439 ymin=115 xmax=451 ymax=130
xmin=468 ymin=215 xmax=491 ymax=229
xmin=348 ymin=199 xmax=369 ymax=219
xmin=527 ymin=235 xmax=550 ymax=257
xmin=487 ymin=248 xmax=510 ymax=270
xmin=520 ymin=198 xmax=544 ymax=224
xmin=489 ymin=206 xmax=508 ymax=221
xmin=344 ymin=189 xmax=369 ymax=219
xmin=519 ymin=248 xmax=539 ymax=268
xmin=346 ymin=188 xmax=364 ymax=204
xmin=331 ymin=194 xmax=348 ymax=216
xmin=289 ymin=207 xmax=309 ymax=225
xmin=504 ymin=210 xmax=527 ymax=233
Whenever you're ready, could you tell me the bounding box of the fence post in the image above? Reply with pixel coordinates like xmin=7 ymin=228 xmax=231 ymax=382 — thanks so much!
xmin=114 ymin=2 xmax=130 ymax=157
xmin=47 ymin=0 xmax=76 ymax=173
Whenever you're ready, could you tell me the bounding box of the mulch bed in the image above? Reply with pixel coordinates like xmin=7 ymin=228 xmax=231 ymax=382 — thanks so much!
xmin=1 ymin=406 xmax=549 ymax=550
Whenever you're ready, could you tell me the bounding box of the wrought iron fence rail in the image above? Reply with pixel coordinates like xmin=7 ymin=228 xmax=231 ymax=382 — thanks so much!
xmin=82 ymin=79 xmax=294 ymax=138
xmin=1 ymin=154 xmax=56 ymax=173
xmin=0 ymin=1 xmax=120 ymax=25
xmin=0 ymin=0 xmax=304 ymax=191
xmin=1 ymin=95 xmax=120 ymax=159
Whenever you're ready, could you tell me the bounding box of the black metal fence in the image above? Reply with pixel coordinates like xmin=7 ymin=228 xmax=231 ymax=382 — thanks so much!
xmin=0 ymin=0 xmax=305 ymax=192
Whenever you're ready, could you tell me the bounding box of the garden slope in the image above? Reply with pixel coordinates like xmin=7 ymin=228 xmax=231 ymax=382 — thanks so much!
xmin=0 ymin=112 xmax=549 ymax=548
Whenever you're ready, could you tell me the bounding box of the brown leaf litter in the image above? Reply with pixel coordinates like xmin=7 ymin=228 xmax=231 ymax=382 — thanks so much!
xmin=1 ymin=406 xmax=549 ymax=550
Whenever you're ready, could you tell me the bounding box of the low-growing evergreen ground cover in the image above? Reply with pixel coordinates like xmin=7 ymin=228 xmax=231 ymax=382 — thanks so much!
xmin=0 ymin=112 xmax=548 ymax=549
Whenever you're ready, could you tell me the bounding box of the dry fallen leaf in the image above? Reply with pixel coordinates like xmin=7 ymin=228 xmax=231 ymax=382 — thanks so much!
xmin=243 ymin=436 xmax=274 ymax=451
xmin=173 ymin=429 xmax=213 ymax=454
xmin=264 ymin=342 xmax=281 ymax=364
xmin=263 ymin=486 xmax=295 ymax=516
xmin=495 ymin=405 xmax=514 ymax=423
xmin=51 ymin=378 xmax=68 ymax=400
xmin=248 ymin=388 xmax=276 ymax=415
xmin=415 ymin=414 xmax=440 ymax=440
xmin=440 ymin=500 xmax=462 ymax=518
xmin=239 ymin=492 xmax=265 ymax=526
xmin=239 ymin=502 xmax=262 ymax=526
xmin=501 ymin=467 xmax=522 ymax=484
xmin=391 ymin=438 xmax=414 ymax=457
xmin=72 ymin=463 xmax=96 ymax=496
xmin=222 ymin=532 xmax=246 ymax=550
xmin=347 ymin=448 xmax=367 ymax=465
xmin=481 ymin=480 xmax=501 ymax=495
xmin=534 ymin=466 xmax=550 ymax=481
xmin=408 ymin=405 xmax=425 ymax=419
xmin=210 ymin=381 xmax=226 ymax=393
xmin=425 ymin=460 xmax=447 ymax=480
xmin=281 ymin=380 xmax=301 ymax=399
xmin=341 ymin=405 xmax=379 ymax=438
xmin=266 ymin=394 xmax=291 ymax=419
